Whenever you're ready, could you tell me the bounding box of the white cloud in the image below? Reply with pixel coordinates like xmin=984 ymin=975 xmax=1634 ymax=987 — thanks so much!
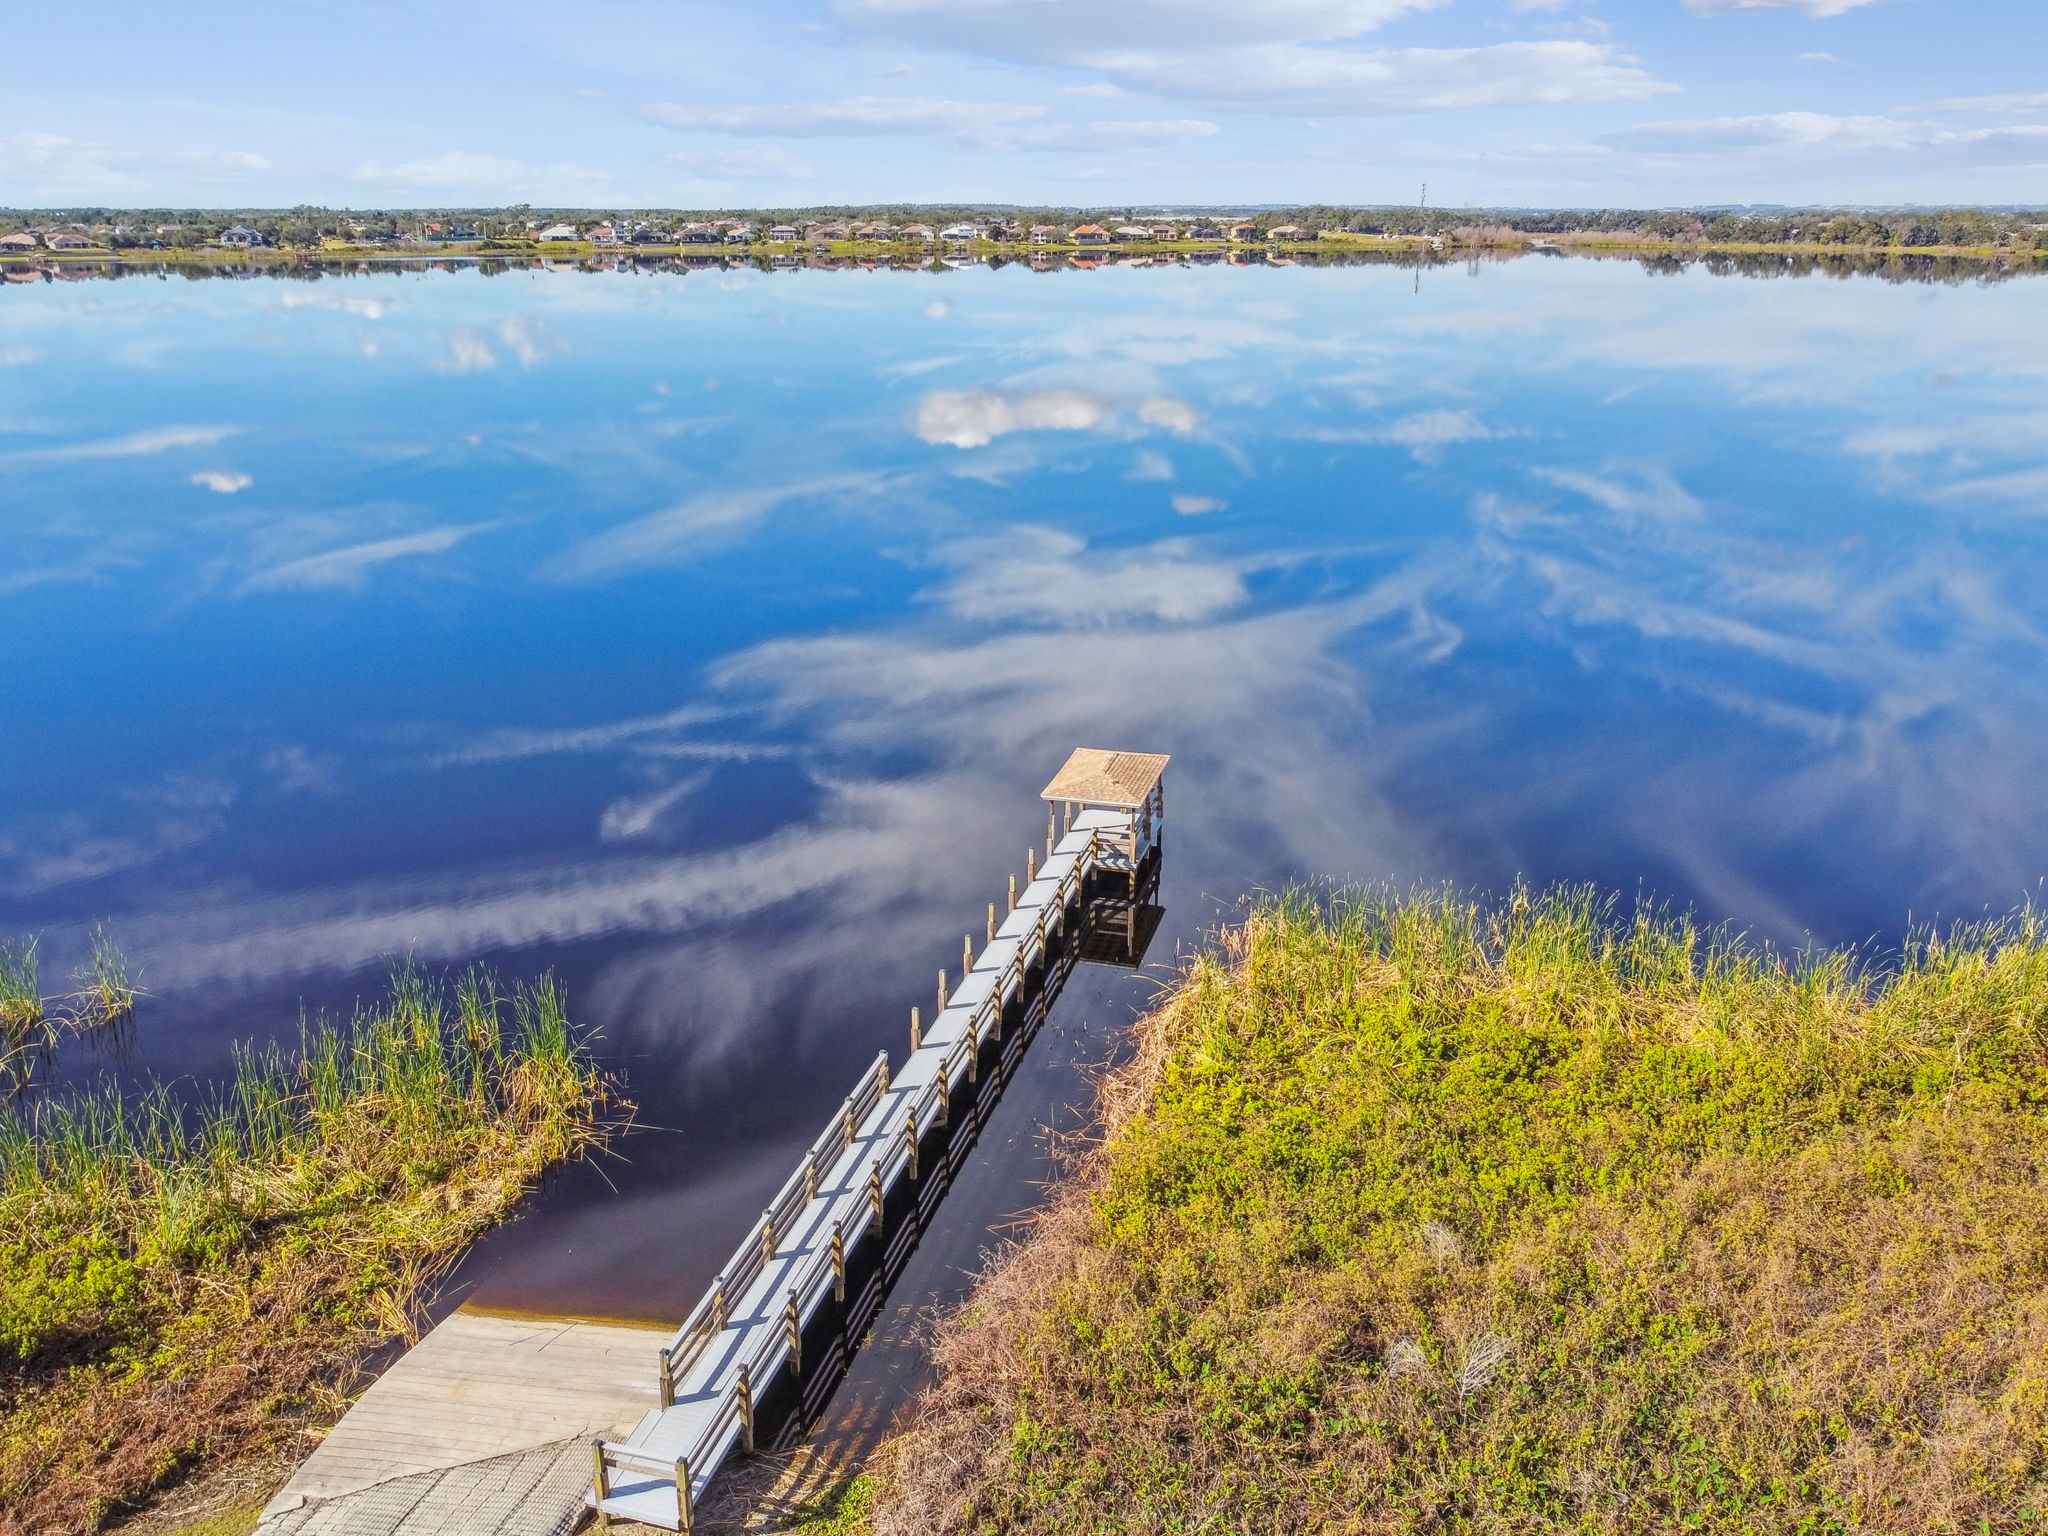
xmin=1138 ymin=397 xmax=1203 ymax=435
xmin=190 ymin=470 xmax=252 ymax=494
xmin=0 ymin=133 xmax=268 ymax=196
xmin=1379 ymin=408 xmax=1498 ymax=461
xmin=932 ymin=526 xmax=1246 ymax=625
xmin=600 ymin=770 xmax=713 ymax=841
xmin=1172 ymin=494 xmax=1227 ymax=515
xmin=431 ymin=316 xmax=558 ymax=374
xmin=832 ymin=0 xmax=1668 ymax=114
xmin=1797 ymin=51 xmax=1843 ymax=62
xmin=925 ymin=300 xmax=951 ymax=318
xmin=3 ymin=425 xmax=239 ymax=465
xmin=1932 ymin=93 xmax=2048 ymax=114
xmin=914 ymin=388 xmax=1113 ymax=448
xmin=974 ymin=118 xmax=1220 ymax=150
xmin=244 ymin=524 xmax=494 ymax=591
xmin=1087 ymin=40 xmax=1672 ymax=113
xmin=644 ymin=96 xmax=1044 ymax=137
xmin=1682 ymin=0 xmax=1882 ymax=13
xmin=1532 ymin=465 xmax=1701 ymax=523
xmin=549 ymin=475 xmax=891 ymax=578
xmin=1601 ymin=112 xmax=2048 ymax=170
xmin=663 ymin=145 xmax=815 ymax=180
xmin=0 ymin=348 xmax=41 ymax=367
xmin=1303 ymin=409 xmax=1504 ymax=462
xmin=1606 ymin=111 xmax=1904 ymax=152
xmin=835 ymin=0 xmax=1448 ymax=55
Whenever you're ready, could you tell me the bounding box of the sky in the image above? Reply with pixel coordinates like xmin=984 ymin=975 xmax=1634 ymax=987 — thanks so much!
xmin=2 ymin=0 xmax=2044 ymax=209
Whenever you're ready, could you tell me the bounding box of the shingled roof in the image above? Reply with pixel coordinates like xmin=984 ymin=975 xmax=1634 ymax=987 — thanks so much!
xmin=1040 ymin=748 xmax=1170 ymax=808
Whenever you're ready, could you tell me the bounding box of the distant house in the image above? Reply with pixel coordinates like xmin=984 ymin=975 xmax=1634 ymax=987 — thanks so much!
xmin=1186 ymin=223 xmax=1224 ymax=240
xmin=1029 ymin=224 xmax=1063 ymax=245
xmin=587 ymin=224 xmax=620 ymax=246
xmin=219 ymin=225 xmax=266 ymax=248
xmin=939 ymin=222 xmax=978 ymax=240
xmin=1267 ymin=224 xmax=1317 ymax=241
xmin=899 ymin=224 xmax=937 ymax=243
xmin=725 ymin=224 xmax=755 ymax=243
xmin=680 ymin=223 xmax=722 ymax=244
xmin=1113 ymin=225 xmax=1152 ymax=242
xmin=1069 ymin=224 xmax=1111 ymax=245
xmin=0 ymin=231 xmax=38 ymax=250
xmin=811 ymin=223 xmax=851 ymax=241
xmin=768 ymin=225 xmax=800 ymax=242
xmin=854 ymin=223 xmax=893 ymax=240
xmin=536 ymin=223 xmax=579 ymax=241
xmin=1150 ymin=223 xmax=1177 ymax=241
xmin=1228 ymin=221 xmax=1259 ymax=242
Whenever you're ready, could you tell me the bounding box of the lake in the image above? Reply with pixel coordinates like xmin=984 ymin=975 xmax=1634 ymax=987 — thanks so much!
xmin=5 ymin=249 xmax=2047 ymax=1324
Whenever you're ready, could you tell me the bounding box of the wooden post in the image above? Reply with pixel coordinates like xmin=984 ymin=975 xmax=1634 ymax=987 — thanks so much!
xmin=760 ymin=1210 xmax=776 ymax=1266
xmin=674 ymin=1457 xmax=693 ymax=1535
xmin=987 ymin=903 xmax=997 ymax=943
xmin=910 ymin=1006 xmax=921 ymax=1052
xmin=804 ymin=1150 xmax=818 ymax=1201
xmin=1064 ymin=801 xmax=1072 ymax=834
xmin=712 ymin=1275 xmax=728 ymax=1330
xmin=658 ymin=1347 xmax=674 ymax=1409
xmin=878 ymin=1051 xmax=890 ymax=1096
xmin=869 ymin=1163 xmax=884 ymax=1228
xmin=1027 ymin=846 xmax=1037 ymax=882
xmin=905 ymin=1109 xmax=920 ymax=1181
xmin=937 ymin=969 xmax=947 ymax=1012
xmin=1009 ymin=873 xmax=1017 ymax=912
xmin=966 ymin=1020 xmax=978 ymax=1083
xmin=1046 ymin=805 xmax=1055 ymax=856
xmin=831 ymin=1219 xmax=846 ymax=1302
xmin=785 ymin=1289 xmax=802 ymax=1374
xmin=963 ymin=933 xmax=973 ymax=974
xmin=591 ymin=1441 xmax=611 ymax=1504
xmin=842 ymin=1097 xmax=856 ymax=1150
xmin=737 ymin=1363 xmax=755 ymax=1454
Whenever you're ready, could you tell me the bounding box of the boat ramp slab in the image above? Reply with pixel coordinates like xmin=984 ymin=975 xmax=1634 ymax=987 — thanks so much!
xmin=259 ymin=1308 xmax=668 ymax=1530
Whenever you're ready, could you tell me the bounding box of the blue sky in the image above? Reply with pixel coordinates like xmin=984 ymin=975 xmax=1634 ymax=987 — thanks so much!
xmin=4 ymin=0 xmax=2043 ymax=207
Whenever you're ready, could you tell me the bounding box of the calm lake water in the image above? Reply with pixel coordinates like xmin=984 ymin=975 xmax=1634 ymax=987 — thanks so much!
xmin=6 ymin=251 xmax=2048 ymax=1323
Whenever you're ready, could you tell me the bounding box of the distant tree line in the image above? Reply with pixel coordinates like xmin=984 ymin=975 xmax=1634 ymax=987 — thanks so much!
xmin=3 ymin=203 xmax=2043 ymax=253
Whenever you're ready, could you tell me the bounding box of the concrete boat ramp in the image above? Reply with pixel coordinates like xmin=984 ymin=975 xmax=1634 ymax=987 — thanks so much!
xmin=258 ymin=1311 xmax=669 ymax=1535
xmin=256 ymin=750 xmax=1167 ymax=1534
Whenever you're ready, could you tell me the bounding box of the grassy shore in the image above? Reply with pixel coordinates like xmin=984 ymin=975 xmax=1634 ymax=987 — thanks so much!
xmin=0 ymin=967 xmax=615 ymax=1535
xmin=858 ymin=888 xmax=2048 ymax=1534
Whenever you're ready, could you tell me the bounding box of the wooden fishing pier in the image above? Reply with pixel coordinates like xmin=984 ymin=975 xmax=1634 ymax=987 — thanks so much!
xmin=587 ymin=749 xmax=1167 ymax=1530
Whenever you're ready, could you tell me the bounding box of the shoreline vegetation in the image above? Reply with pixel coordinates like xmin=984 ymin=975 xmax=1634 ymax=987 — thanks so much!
xmin=845 ymin=888 xmax=2048 ymax=1535
xmin=0 ymin=965 xmax=617 ymax=1536
xmin=3 ymin=229 xmax=2041 ymax=270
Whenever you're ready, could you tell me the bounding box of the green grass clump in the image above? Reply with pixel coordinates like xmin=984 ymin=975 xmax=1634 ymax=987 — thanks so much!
xmin=74 ymin=924 xmax=136 ymax=1023
xmin=867 ymin=887 xmax=2048 ymax=1535
xmin=0 ymin=965 xmax=616 ymax=1533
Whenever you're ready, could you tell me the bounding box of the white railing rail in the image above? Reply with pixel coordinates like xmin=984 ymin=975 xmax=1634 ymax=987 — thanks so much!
xmin=596 ymin=818 xmax=1146 ymax=1530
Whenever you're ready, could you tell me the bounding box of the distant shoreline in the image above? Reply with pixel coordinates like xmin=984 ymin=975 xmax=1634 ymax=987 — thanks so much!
xmin=3 ymin=230 xmax=2042 ymax=269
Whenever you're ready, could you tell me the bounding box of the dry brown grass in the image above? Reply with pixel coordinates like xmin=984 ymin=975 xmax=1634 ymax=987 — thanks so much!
xmin=862 ymin=890 xmax=2048 ymax=1535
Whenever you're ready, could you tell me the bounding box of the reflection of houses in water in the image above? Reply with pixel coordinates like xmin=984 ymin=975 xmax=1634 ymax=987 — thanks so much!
xmin=586 ymin=749 xmax=1168 ymax=1530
